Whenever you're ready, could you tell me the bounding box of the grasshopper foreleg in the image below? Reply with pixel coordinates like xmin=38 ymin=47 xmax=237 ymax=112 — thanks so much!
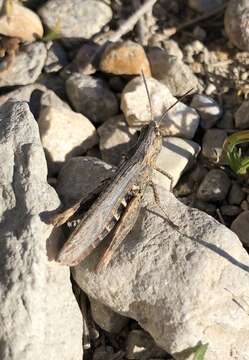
xmin=149 ymin=181 xmax=178 ymax=230
xmin=154 ymin=166 xmax=174 ymax=192
xmin=95 ymin=193 xmax=142 ymax=272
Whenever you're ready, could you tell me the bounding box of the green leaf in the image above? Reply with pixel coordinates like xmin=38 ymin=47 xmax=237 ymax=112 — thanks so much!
xmin=193 ymin=342 xmax=209 ymax=360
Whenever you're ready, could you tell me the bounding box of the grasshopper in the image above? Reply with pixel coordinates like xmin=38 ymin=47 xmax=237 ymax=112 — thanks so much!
xmin=50 ymin=74 xmax=192 ymax=270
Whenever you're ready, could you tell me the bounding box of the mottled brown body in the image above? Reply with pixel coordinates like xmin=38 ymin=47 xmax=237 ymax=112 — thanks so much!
xmin=54 ymin=121 xmax=162 ymax=267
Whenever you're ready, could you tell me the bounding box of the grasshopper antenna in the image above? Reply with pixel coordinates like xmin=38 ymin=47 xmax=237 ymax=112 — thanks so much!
xmin=158 ymin=88 xmax=194 ymax=126
xmin=141 ymin=70 xmax=154 ymax=123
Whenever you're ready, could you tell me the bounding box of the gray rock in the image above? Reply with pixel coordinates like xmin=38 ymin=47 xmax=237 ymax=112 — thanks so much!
xmin=69 ymin=180 xmax=249 ymax=360
xmin=0 ymin=100 xmax=83 ymax=360
xmin=241 ymin=200 xmax=249 ymax=211
xmin=224 ymin=0 xmax=249 ymax=51
xmin=197 ymin=169 xmax=231 ymax=202
xmin=44 ymin=41 xmax=68 ymax=73
xmin=38 ymin=106 xmax=98 ymax=174
xmin=162 ymin=40 xmax=183 ymax=60
xmin=231 ymin=211 xmax=249 ymax=246
xmin=126 ymin=330 xmax=167 ymax=360
xmin=98 ymin=114 xmax=137 ymax=166
xmin=191 ymin=94 xmax=222 ymax=129
xmin=0 ymin=83 xmax=69 ymax=119
xmin=202 ymin=129 xmax=227 ymax=162
xmin=56 ymin=156 xmax=115 ymax=207
xmin=220 ymin=205 xmax=241 ymax=217
xmin=153 ymin=137 xmax=200 ymax=190
xmin=121 ymin=76 xmax=199 ymax=139
xmin=193 ymin=199 xmax=217 ymax=215
xmin=228 ymin=183 xmax=245 ymax=205
xmin=217 ymin=110 xmax=234 ymax=129
xmin=235 ymin=100 xmax=249 ymax=129
xmin=93 ymin=347 xmax=124 ymax=360
xmin=38 ymin=0 xmax=112 ymax=39
xmin=90 ymin=297 xmax=129 ymax=333
xmin=147 ymin=49 xmax=199 ymax=96
xmin=0 ymin=42 xmax=47 ymax=87
xmin=66 ymin=73 xmax=119 ymax=124
xmin=188 ymin=0 xmax=225 ymax=12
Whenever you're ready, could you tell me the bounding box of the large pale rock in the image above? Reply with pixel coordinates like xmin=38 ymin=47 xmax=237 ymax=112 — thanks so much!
xmin=0 ymin=2 xmax=43 ymax=42
xmin=0 ymin=100 xmax=82 ymax=360
xmin=0 ymin=42 xmax=47 ymax=87
xmin=39 ymin=0 xmax=112 ymax=39
xmin=121 ymin=76 xmax=199 ymax=139
xmin=70 ymin=177 xmax=249 ymax=360
xmin=66 ymin=73 xmax=119 ymax=124
xmin=38 ymin=106 xmax=98 ymax=173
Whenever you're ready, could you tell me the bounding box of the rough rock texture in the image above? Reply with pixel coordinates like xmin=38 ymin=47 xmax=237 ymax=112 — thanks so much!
xmin=0 ymin=100 xmax=82 ymax=360
xmin=202 ymin=129 xmax=227 ymax=161
xmin=70 ymin=178 xmax=249 ymax=360
xmin=39 ymin=0 xmax=112 ymax=39
xmin=66 ymin=73 xmax=119 ymax=124
xmin=44 ymin=41 xmax=68 ymax=73
xmin=224 ymin=0 xmax=249 ymax=51
xmin=121 ymin=76 xmax=199 ymax=139
xmin=100 ymin=41 xmax=151 ymax=76
xmin=0 ymin=42 xmax=47 ymax=87
xmin=98 ymin=114 xmax=137 ymax=166
xmin=38 ymin=105 xmax=98 ymax=173
xmin=0 ymin=2 xmax=43 ymax=42
xmin=197 ymin=169 xmax=231 ymax=202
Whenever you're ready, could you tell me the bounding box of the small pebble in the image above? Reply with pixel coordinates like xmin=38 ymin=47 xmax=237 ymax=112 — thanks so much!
xmin=197 ymin=169 xmax=231 ymax=202
xmin=193 ymin=26 xmax=207 ymax=41
xmin=224 ymin=0 xmax=249 ymax=50
xmin=126 ymin=330 xmax=167 ymax=360
xmin=66 ymin=73 xmax=119 ymax=124
xmin=228 ymin=183 xmax=245 ymax=205
xmin=202 ymin=129 xmax=227 ymax=162
xmin=98 ymin=114 xmax=137 ymax=166
xmin=191 ymin=94 xmax=222 ymax=129
xmin=90 ymin=297 xmax=129 ymax=333
xmin=205 ymin=83 xmax=217 ymax=96
xmin=0 ymin=42 xmax=47 ymax=87
xmin=220 ymin=205 xmax=241 ymax=217
xmin=217 ymin=110 xmax=234 ymax=129
xmin=153 ymin=137 xmax=200 ymax=190
xmin=44 ymin=41 xmax=68 ymax=73
xmin=194 ymin=200 xmax=217 ymax=215
xmin=162 ymin=40 xmax=183 ymax=60
xmin=235 ymin=100 xmax=249 ymax=129
xmin=147 ymin=47 xmax=200 ymax=96
xmin=241 ymin=200 xmax=249 ymax=211
xmin=188 ymin=0 xmax=225 ymax=12
xmin=100 ymin=40 xmax=151 ymax=76
xmin=38 ymin=105 xmax=98 ymax=174
xmin=71 ymin=42 xmax=99 ymax=75
xmin=231 ymin=211 xmax=249 ymax=246
xmin=0 ymin=1 xmax=43 ymax=42
xmin=56 ymin=157 xmax=115 ymax=207
xmin=39 ymin=0 xmax=112 ymax=39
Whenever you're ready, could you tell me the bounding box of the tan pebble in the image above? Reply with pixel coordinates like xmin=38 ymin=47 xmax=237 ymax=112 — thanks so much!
xmin=0 ymin=2 xmax=43 ymax=42
xmin=99 ymin=40 xmax=151 ymax=76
